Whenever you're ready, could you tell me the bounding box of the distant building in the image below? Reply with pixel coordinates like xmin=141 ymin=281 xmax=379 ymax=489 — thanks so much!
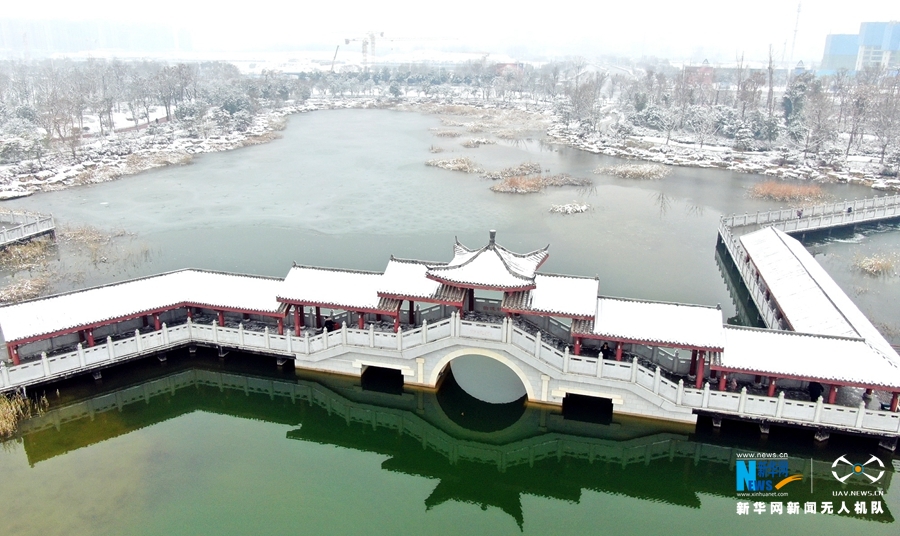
xmin=821 ymin=34 xmax=858 ymax=71
xmin=683 ymin=59 xmax=714 ymax=86
xmin=820 ymin=21 xmax=900 ymax=74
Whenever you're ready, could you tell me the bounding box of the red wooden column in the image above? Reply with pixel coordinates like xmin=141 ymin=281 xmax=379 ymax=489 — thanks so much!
xmin=8 ymin=344 xmax=20 ymax=366
xmin=154 ymin=313 xmax=161 ymax=331
xmin=891 ymin=392 xmax=900 ymax=412
xmin=689 ymin=349 xmax=698 ymax=376
xmin=615 ymin=342 xmax=623 ymax=361
xmin=357 ymin=313 xmax=365 ymax=329
xmin=408 ymin=301 xmax=415 ymax=325
xmin=718 ymin=372 xmax=727 ymax=391
xmin=294 ymin=305 xmax=303 ymax=333
xmin=694 ymin=351 xmax=706 ymax=389
xmin=574 ymin=337 xmax=582 ymax=356
xmin=827 ymin=385 xmax=838 ymax=404
xmin=277 ymin=318 xmax=284 ymax=336
xmin=217 ymin=311 xmax=225 ymax=327
xmin=315 ymin=307 xmax=322 ymax=329
xmin=467 ymin=290 xmax=475 ymax=313
xmin=186 ymin=307 xmax=193 ymax=321
xmin=767 ymin=377 xmax=777 ymax=397
xmin=86 ymin=328 xmax=95 ymax=347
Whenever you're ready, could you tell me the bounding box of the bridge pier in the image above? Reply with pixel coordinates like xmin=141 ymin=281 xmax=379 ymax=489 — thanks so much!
xmin=879 ymin=436 xmax=898 ymax=452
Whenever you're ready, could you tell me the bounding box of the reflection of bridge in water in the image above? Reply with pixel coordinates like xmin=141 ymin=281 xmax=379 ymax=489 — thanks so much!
xmin=19 ymin=360 xmax=895 ymax=527
xmin=4 ymin=226 xmax=900 ymax=446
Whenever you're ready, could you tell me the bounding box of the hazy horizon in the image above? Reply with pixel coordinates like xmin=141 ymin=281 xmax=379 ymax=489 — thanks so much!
xmin=1 ymin=1 xmax=897 ymax=67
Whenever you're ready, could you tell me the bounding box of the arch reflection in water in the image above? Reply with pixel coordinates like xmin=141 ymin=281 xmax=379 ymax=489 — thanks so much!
xmin=443 ymin=352 xmax=528 ymax=405
xmin=435 ymin=366 xmax=526 ymax=433
xmin=17 ymin=355 xmax=897 ymax=530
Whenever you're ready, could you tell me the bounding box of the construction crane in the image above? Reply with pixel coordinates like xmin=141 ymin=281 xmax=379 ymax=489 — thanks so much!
xmin=344 ymin=31 xmax=383 ymax=71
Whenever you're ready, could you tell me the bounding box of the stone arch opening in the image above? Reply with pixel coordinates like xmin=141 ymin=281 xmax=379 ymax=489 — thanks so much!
xmin=430 ymin=348 xmax=534 ymax=404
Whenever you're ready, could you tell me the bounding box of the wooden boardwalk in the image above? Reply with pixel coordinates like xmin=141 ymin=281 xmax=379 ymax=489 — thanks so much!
xmin=0 ymin=211 xmax=55 ymax=248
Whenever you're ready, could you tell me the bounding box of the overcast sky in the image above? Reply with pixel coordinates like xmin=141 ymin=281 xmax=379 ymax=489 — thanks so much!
xmin=3 ymin=0 xmax=897 ymax=64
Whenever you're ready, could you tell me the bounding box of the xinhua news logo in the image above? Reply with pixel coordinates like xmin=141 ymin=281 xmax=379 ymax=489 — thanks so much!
xmin=831 ymin=455 xmax=885 ymax=484
xmin=736 ymin=460 xmax=802 ymax=492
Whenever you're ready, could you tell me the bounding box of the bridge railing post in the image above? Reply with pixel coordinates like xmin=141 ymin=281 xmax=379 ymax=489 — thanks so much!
xmin=534 ymin=331 xmax=542 ymax=360
xmin=676 ymin=379 xmax=684 ymax=405
xmin=107 ymin=336 xmax=115 ymax=361
xmin=341 ymin=322 xmax=347 ymax=346
xmin=813 ymin=396 xmax=823 ymax=423
xmin=563 ymin=346 xmax=569 ymax=373
xmin=368 ymin=324 xmax=375 ymax=347
xmin=422 ymin=320 xmax=428 ymax=344
xmin=77 ymin=343 xmax=86 ymax=368
xmin=397 ymin=327 xmax=403 ymax=351
xmin=162 ymin=323 xmax=170 ymax=345
xmin=0 ymin=361 xmax=9 ymax=388
xmin=41 ymin=352 xmax=50 ymax=377
xmin=854 ymin=401 xmax=866 ymax=429
xmin=264 ymin=327 xmax=271 ymax=349
xmin=630 ymin=357 xmax=638 ymax=383
xmin=238 ymin=323 xmax=245 ymax=347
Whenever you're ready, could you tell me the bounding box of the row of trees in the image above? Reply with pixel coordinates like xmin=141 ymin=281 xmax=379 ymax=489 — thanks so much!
xmin=0 ymin=59 xmax=308 ymax=164
xmin=2 ymin=56 xmax=898 ymax=172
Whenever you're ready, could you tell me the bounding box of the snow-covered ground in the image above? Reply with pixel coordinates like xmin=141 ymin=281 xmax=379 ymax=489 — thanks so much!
xmin=548 ymin=124 xmax=900 ymax=192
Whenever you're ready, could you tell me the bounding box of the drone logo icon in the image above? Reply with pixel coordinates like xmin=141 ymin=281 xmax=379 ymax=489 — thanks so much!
xmin=831 ymin=455 xmax=885 ymax=484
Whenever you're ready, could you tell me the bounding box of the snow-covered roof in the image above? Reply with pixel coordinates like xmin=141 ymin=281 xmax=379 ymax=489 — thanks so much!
xmin=278 ymin=266 xmax=401 ymax=313
xmin=502 ymin=273 xmax=599 ymax=318
xmin=377 ymin=257 xmax=467 ymax=304
xmin=717 ymin=326 xmax=900 ymax=389
xmin=740 ymin=227 xmax=898 ymax=362
xmin=572 ymin=297 xmax=725 ymax=350
xmin=0 ymin=270 xmax=286 ymax=343
xmin=426 ymin=231 xmax=549 ymax=290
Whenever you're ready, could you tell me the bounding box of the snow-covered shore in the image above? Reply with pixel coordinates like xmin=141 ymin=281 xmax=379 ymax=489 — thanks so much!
xmin=548 ymin=124 xmax=900 ymax=192
xmin=0 ymin=101 xmax=333 ymax=199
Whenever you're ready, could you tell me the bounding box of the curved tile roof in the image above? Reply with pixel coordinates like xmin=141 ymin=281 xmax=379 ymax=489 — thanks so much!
xmin=426 ymin=231 xmax=549 ymax=290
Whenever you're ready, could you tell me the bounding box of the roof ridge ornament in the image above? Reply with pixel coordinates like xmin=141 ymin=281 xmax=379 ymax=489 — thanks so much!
xmin=489 ymin=229 xmax=496 ymax=245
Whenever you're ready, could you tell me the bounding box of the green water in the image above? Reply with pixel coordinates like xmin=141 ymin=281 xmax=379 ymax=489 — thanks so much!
xmin=2 ymin=350 xmax=898 ymax=535
xmin=2 ymin=108 xmax=899 ymax=534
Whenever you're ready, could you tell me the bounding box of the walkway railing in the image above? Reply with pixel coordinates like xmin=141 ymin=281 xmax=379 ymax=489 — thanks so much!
xmin=2 ymin=314 xmax=897 ymax=436
xmin=722 ymin=193 xmax=900 ymax=233
xmin=0 ymin=211 xmax=55 ymax=247
xmin=717 ymin=221 xmax=787 ymax=330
